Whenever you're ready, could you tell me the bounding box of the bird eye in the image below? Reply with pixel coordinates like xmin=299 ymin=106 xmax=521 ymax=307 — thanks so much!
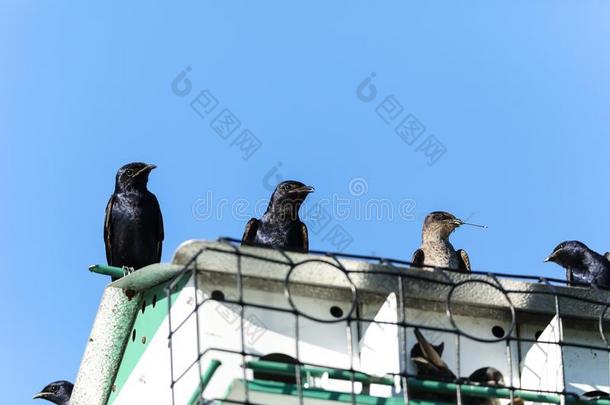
xmin=125 ymin=169 xmax=134 ymax=176
xmin=51 ymin=386 xmax=58 ymax=392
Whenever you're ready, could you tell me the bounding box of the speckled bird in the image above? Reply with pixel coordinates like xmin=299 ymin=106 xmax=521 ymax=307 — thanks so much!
xmin=545 ymin=241 xmax=610 ymax=288
xmin=242 ymin=180 xmax=314 ymax=252
xmin=412 ymin=211 xmax=485 ymax=271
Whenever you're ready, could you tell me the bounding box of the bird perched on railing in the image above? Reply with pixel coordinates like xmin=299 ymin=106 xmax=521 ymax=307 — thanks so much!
xmin=582 ymin=390 xmax=609 ymax=400
xmin=32 ymin=380 xmax=73 ymax=405
xmin=466 ymin=367 xmax=524 ymax=405
xmin=242 ymin=180 xmax=314 ymax=253
xmin=104 ymin=162 xmax=164 ymax=281
xmin=410 ymin=328 xmax=521 ymax=405
xmin=545 ymin=241 xmax=610 ymax=288
xmin=410 ymin=328 xmax=455 ymax=380
xmin=412 ymin=211 xmax=486 ymax=271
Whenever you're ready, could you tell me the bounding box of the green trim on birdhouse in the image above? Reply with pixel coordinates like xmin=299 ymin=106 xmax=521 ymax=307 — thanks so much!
xmin=88 ymin=264 xmax=126 ymax=279
xmin=246 ymin=360 xmax=395 ymax=385
xmin=187 ymin=359 xmax=223 ymax=405
xmin=233 ymin=378 xmax=610 ymax=405
xmin=107 ymin=272 xmax=191 ymax=404
xmin=244 ymin=361 xmax=610 ymax=405
xmin=233 ymin=379 xmax=450 ymax=405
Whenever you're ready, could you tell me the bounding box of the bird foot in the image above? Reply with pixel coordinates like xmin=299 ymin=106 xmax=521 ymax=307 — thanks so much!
xmin=122 ymin=266 xmax=136 ymax=277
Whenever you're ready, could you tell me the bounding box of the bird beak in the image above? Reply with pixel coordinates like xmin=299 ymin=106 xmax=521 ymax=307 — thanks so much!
xmin=134 ymin=164 xmax=157 ymax=177
xmin=544 ymin=256 xmax=551 ymax=263
xmin=456 ymin=219 xmax=487 ymax=228
xmin=32 ymin=392 xmax=50 ymax=400
xmin=292 ymin=185 xmax=315 ymax=194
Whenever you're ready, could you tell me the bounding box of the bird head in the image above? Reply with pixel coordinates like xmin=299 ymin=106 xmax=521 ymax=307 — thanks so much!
xmin=544 ymin=240 xmax=589 ymax=269
xmin=468 ymin=367 xmax=505 ymax=386
xmin=33 ymin=380 xmax=73 ymax=405
xmin=268 ymin=180 xmax=314 ymax=218
xmin=422 ymin=211 xmax=485 ymax=239
xmin=114 ymin=162 xmax=157 ymax=193
xmin=423 ymin=211 xmax=462 ymax=237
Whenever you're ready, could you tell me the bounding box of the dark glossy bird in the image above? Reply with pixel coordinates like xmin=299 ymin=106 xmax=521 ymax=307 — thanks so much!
xmin=411 ymin=328 xmax=456 ymax=381
xmin=582 ymin=390 xmax=609 ymax=400
xmin=242 ymin=180 xmax=314 ymax=252
xmin=104 ymin=162 xmax=164 ymax=280
xmin=545 ymin=241 xmax=610 ymax=288
xmin=253 ymin=353 xmax=299 ymax=384
xmin=410 ymin=330 xmax=518 ymax=405
xmin=412 ymin=211 xmax=486 ymax=271
xmin=466 ymin=367 xmax=512 ymax=405
xmin=33 ymin=380 xmax=73 ymax=405
xmin=409 ymin=328 xmax=457 ymax=403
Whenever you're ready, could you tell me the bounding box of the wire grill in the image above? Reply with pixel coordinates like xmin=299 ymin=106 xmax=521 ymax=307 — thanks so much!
xmin=164 ymin=238 xmax=610 ymax=405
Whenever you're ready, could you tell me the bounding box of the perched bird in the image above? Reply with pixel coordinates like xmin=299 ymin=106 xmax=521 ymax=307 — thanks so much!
xmin=410 ymin=330 xmax=518 ymax=405
xmin=104 ymin=162 xmax=164 ymax=281
xmin=412 ymin=211 xmax=486 ymax=271
xmin=582 ymin=390 xmax=609 ymax=400
xmin=545 ymin=241 xmax=610 ymax=288
xmin=32 ymin=380 xmax=73 ymax=405
xmin=242 ymin=180 xmax=314 ymax=252
xmin=410 ymin=328 xmax=455 ymax=381
xmin=253 ymin=353 xmax=299 ymax=384
xmin=466 ymin=367 xmax=511 ymax=405
xmin=409 ymin=328 xmax=456 ymax=403
xmin=468 ymin=367 xmax=505 ymax=386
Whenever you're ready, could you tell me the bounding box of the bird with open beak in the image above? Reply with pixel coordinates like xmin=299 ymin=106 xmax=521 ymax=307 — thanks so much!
xmin=544 ymin=240 xmax=610 ymax=288
xmin=104 ymin=162 xmax=164 ymax=281
xmin=32 ymin=380 xmax=73 ymax=405
xmin=242 ymin=180 xmax=314 ymax=252
xmin=412 ymin=211 xmax=486 ymax=271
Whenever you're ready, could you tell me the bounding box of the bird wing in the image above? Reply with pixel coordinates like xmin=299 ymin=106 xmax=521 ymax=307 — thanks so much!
xmin=152 ymin=194 xmax=164 ymax=262
xmin=242 ymin=218 xmax=260 ymax=244
xmin=413 ymin=328 xmax=456 ymax=379
xmin=300 ymin=223 xmax=309 ymax=252
xmin=412 ymin=249 xmax=425 ymax=267
xmin=457 ymin=249 xmax=471 ymax=271
xmin=103 ymin=194 xmax=115 ymax=265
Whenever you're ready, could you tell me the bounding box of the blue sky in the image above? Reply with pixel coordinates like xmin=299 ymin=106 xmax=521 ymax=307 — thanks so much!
xmin=2 ymin=1 xmax=610 ymax=404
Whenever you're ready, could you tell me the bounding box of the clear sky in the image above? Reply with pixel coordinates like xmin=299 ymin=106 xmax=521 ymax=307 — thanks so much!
xmin=2 ymin=1 xmax=610 ymax=404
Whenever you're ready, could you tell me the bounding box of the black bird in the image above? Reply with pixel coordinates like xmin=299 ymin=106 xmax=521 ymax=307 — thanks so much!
xmin=412 ymin=211 xmax=486 ymax=271
xmin=242 ymin=180 xmax=314 ymax=252
xmin=582 ymin=390 xmax=609 ymax=400
xmin=33 ymin=380 xmax=73 ymax=405
xmin=468 ymin=367 xmax=505 ymax=386
xmin=545 ymin=241 xmax=610 ymax=288
xmin=409 ymin=328 xmax=457 ymax=403
xmin=410 ymin=330 xmax=519 ymax=405
xmin=411 ymin=328 xmax=456 ymax=381
xmin=104 ymin=162 xmax=164 ymax=280
xmin=466 ymin=367 xmax=514 ymax=405
xmin=253 ymin=353 xmax=299 ymax=384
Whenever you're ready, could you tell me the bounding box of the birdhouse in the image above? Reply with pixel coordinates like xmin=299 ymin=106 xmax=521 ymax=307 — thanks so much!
xmin=71 ymin=240 xmax=610 ymax=404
